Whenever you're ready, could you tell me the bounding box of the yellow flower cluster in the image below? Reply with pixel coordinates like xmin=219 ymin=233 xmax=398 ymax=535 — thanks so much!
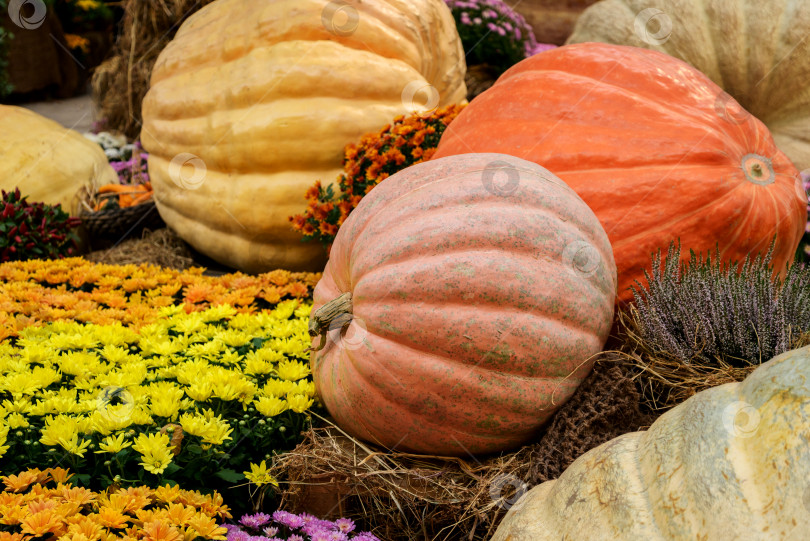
xmin=0 ymin=258 xmax=320 ymax=340
xmin=0 ymin=467 xmax=230 ymax=541
xmin=0 ymin=301 xmax=316 ymax=479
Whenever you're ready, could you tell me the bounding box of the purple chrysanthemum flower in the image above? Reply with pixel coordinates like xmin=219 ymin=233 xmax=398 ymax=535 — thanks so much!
xmin=226 ymin=529 xmax=251 ymax=541
xmin=309 ymin=531 xmax=332 ymax=541
xmin=352 ymin=534 xmax=381 ymax=541
xmin=334 ymin=518 xmax=355 ymax=534
xmin=240 ymin=513 xmax=272 ymax=528
xmin=273 ymin=510 xmax=306 ymax=530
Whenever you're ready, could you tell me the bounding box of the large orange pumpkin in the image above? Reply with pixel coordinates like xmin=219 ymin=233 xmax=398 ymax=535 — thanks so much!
xmin=310 ymin=153 xmax=617 ymax=456
xmin=434 ymin=43 xmax=807 ymax=304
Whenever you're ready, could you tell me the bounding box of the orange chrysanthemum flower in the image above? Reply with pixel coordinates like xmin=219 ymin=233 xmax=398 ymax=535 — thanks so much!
xmin=95 ymin=506 xmax=129 ymax=529
xmin=66 ymin=515 xmax=103 ymax=539
xmin=60 ymin=485 xmax=97 ymax=507
xmin=20 ymin=509 xmax=63 ymax=537
xmin=141 ymin=520 xmax=183 ymax=541
xmin=2 ymin=470 xmax=41 ymax=493
xmin=290 ymin=104 xmax=465 ymax=246
xmin=153 ymin=484 xmax=181 ymax=505
xmin=0 ymin=504 xmax=27 ymax=525
xmin=186 ymin=513 xmax=227 ymax=540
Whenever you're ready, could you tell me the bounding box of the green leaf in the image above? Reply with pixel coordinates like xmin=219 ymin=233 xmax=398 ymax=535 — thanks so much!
xmin=214 ymin=468 xmax=245 ymax=483
xmin=73 ymin=474 xmax=91 ymax=486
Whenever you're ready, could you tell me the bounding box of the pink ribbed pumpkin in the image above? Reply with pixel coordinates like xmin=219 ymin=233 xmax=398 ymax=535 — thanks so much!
xmin=309 ymin=153 xmax=617 ymax=455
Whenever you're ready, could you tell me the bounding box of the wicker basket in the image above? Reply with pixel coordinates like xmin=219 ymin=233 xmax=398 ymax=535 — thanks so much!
xmin=81 ymin=201 xmax=165 ymax=243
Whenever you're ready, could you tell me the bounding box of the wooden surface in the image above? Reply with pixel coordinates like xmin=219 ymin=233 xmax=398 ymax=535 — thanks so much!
xmin=514 ymin=0 xmax=600 ymax=44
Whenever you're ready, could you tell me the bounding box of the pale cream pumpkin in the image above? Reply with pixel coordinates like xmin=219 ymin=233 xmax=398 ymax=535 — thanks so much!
xmin=141 ymin=0 xmax=467 ymax=273
xmin=491 ymin=345 xmax=810 ymax=540
xmin=0 ymin=106 xmax=117 ymax=215
xmin=566 ymin=0 xmax=810 ymax=170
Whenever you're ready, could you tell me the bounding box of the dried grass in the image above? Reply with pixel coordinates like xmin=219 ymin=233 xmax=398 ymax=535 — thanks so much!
xmin=92 ymin=0 xmax=215 ymax=138
xmin=271 ymin=356 xmax=652 ymax=541
xmin=84 ymin=227 xmax=194 ymax=270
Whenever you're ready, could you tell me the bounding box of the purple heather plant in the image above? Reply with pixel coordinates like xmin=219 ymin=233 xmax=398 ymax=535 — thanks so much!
xmin=445 ymin=0 xmax=554 ymax=73
xmin=631 ymin=240 xmax=810 ymax=367
xmin=228 ymin=511 xmax=378 ymax=541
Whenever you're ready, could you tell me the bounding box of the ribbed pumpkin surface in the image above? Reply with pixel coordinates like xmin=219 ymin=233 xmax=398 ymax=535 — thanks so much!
xmin=567 ymin=0 xmax=810 ymax=171
xmin=312 ymin=153 xmax=617 ymax=455
xmin=0 ymin=106 xmax=117 ymax=216
xmin=141 ymin=0 xmax=467 ymax=272
xmin=493 ymin=345 xmax=810 ymax=540
xmin=434 ymin=43 xmax=806 ymax=304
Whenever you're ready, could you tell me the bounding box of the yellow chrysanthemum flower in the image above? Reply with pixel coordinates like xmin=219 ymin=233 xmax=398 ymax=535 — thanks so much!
xmin=276 ymin=360 xmax=310 ymax=382
xmin=0 ymin=424 xmax=9 ymax=458
xmin=132 ymin=432 xmax=174 ymax=475
xmin=262 ymin=379 xmax=296 ymax=398
xmin=255 ymin=396 xmax=287 ymax=417
xmin=58 ymin=434 xmax=92 ymax=457
xmin=286 ymin=394 xmax=314 ymax=414
xmin=243 ymin=461 xmax=278 ymax=487
xmin=96 ymin=433 xmax=132 ymax=454
xmin=39 ymin=415 xmax=81 ymax=447
xmin=5 ymin=413 xmax=29 ymax=429
xmin=201 ymin=418 xmax=233 ymax=446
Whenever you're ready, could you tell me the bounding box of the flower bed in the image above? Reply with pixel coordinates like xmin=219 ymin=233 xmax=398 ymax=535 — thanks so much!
xmin=0 ymin=468 xmax=229 ymax=540
xmin=228 ymin=511 xmax=380 ymax=541
xmin=0 ymin=258 xmax=320 ymax=340
xmin=0 ymin=300 xmax=315 ymax=492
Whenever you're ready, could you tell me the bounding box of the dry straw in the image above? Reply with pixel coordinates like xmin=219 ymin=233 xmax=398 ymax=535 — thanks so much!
xmin=84 ymin=227 xmax=194 ymax=270
xmin=271 ymin=357 xmax=651 ymax=541
xmin=92 ymin=0 xmax=215 ymax=139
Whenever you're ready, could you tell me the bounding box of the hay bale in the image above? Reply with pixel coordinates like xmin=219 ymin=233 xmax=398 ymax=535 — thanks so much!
xmin=271 ymin=355 xmax=653 ymax=541
xmin=91 ymin=0 xmax=216 ymax=139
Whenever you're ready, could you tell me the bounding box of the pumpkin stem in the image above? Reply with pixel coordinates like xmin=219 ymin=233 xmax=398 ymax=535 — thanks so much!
xmin=308 ymin=292 xmax=353 ymax=352
xmin=741 ymin=154 xmax=775 ymax=186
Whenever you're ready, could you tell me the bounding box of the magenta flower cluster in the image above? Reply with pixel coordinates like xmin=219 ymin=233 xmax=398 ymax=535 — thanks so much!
xmin=445 ymin=0 xmax=555 ymax=72
xmin=110 ymin=141 xmax=150 ymax=186
xmin=226 ymin=511 xmax=381 ymax=541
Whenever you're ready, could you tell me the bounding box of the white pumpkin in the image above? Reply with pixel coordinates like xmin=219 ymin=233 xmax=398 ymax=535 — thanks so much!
xmin=492 ymin=346 xmax=810 ymax=540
